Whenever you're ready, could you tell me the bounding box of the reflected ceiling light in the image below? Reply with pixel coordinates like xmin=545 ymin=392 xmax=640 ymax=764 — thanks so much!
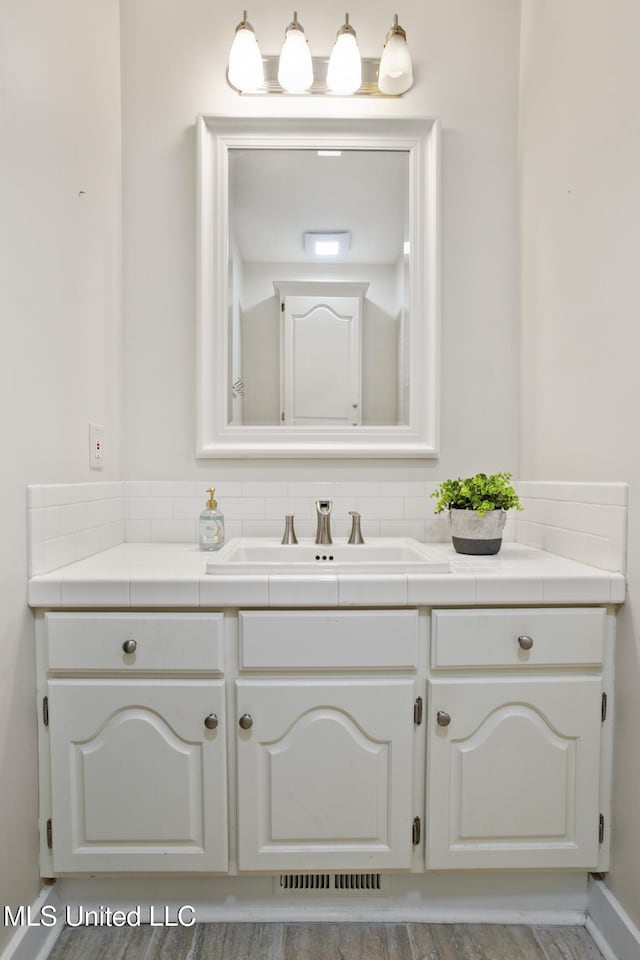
xmin=304 ymin=231 xmax=351 ymax=258
xmin=378 ymin=14 xmax=413 ymax=95
xmin=327 ymin=13 xmax=362 ymax=95
xmin=317 ymin=150 xmax=342 ymax=157
xmin=227 ymin=10 xmax=265 ymax=92
xmin=278 ymin=11 xmax=314 ymax=93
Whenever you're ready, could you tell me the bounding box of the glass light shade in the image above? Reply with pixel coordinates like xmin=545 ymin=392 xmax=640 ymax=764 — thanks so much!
xmin=278 ymin=26 xmax=313 ymax=93
xmin=378 ymin=32 xmax=413 ymax=95
xmin=327 ymin=32 xmax=362 ymax=95
xmin=228 ymin=25 xmax=264 ymax=91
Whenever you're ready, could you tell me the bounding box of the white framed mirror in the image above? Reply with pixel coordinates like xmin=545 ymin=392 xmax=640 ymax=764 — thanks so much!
xmin=196 ymin=116 xmax=440 ymax=458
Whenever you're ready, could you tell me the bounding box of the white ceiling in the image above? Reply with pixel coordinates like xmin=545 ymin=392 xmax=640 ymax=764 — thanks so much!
xmin=229 ymin=149 xmax=408 ymax=264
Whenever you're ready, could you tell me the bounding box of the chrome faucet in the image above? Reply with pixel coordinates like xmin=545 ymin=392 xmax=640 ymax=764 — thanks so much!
xmin=315 ymin=500 xmax=333 ymax=544
xmin=347 ymin=510 xmax=365 ymax=544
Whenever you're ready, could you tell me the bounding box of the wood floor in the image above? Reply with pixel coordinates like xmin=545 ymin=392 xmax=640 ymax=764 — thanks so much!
xmin=46 ymin=921 xmax=604 ymax=960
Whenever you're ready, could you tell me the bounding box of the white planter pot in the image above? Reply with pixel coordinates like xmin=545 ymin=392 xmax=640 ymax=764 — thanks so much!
xmin=449 ymin=509 xmax=507 ymax=555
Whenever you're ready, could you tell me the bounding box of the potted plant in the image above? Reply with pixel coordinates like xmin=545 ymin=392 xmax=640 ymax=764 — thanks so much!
xmin=431 ymin=472 xmax=522 ymax=555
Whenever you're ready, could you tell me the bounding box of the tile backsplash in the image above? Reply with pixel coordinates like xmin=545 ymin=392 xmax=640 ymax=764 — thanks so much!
xmin=28 ymin=482 xmax=125 ymax=576
xmin=515 ymin=481 xmax=628 ymax=574
xmin=27 ymin=479 xmax=627 ymax=577
xmin=123 ymin=480 xmax=456 ymax=546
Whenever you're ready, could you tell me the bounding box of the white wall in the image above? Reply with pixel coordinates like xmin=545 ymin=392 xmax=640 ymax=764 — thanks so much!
xmin=120 ymin=0 xmax=522 ymax=480
xmin=0 ymin=0 xmax=122 ymax=950
xmin=519 ymin=0 xmax=640 ymax=931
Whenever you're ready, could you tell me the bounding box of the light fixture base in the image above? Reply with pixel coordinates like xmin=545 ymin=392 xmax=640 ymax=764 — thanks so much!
xmin=227 ymin=56 xmax=398 ymax=96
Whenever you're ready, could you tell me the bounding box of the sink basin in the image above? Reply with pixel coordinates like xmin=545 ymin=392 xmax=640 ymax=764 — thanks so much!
xmin=205 ymin=537 xmax=450 ymax=575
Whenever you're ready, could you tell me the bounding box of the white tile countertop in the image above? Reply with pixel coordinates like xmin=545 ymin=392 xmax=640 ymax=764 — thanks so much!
xmin=27 ymin=541 xmax=626 ymax=609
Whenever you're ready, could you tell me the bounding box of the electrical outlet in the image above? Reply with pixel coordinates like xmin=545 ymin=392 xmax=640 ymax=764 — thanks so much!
xmin=89 ymin=422 xmax=104 ymax=470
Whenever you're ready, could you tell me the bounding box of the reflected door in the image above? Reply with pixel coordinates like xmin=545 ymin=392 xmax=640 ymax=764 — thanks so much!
xmin=282 ymin=295 xmax=361 ymax=426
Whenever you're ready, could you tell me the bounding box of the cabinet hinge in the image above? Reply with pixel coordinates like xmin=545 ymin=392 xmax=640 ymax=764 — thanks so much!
xmin=42 ymin=696 xmax=49 ymax=727
xmin=413 ymin=696 xmax=423 ymax=726
xmin=281 ymin=301 xmax=285 ymax=313
xmin=412 ymin=816 xmax=421 ymax=846
xmin=46 ymin=819 xmax=53 ymax=849
xmin=599 ymin=814 xmax=605 ymax=844
xmin=601 ymin=692 xmax=607 ymax=723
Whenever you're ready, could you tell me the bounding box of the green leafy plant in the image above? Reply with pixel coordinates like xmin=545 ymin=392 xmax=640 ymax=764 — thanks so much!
xmin=431 ymin=472 xmax=522 ymax=518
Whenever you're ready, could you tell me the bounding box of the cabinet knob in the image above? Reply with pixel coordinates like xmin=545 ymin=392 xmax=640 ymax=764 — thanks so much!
xmin=436 ymin=710 xmax=451 ymax=727
xmin=239 ymin=713 xmax=253 ymax=730
xmin=204 ymin=713 xmax=218 ymax=730
xmin=122 ymin=639 xmax=137 ymax=654
xmin=517 ymin=634 xmax=534 ymax=651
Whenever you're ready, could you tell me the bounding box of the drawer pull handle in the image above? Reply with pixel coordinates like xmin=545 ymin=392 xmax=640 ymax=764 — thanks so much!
xmin=517 ymin=635 xmax=534 ymax=651
xmin=204 ymin=713 xmax=218 ymax=730
xmin=122 ymin=639 xmax=137 ymax=654
xmin=436 ymin=710 xmax=451 ymax=727
xmin=239 ymin=713 xmax=253 ymax=730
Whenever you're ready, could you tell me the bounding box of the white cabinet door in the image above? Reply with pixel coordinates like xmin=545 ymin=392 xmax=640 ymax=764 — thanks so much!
xmin=427 ymin=677 xmax=602 ymax=869
xmin=48 ymin=679 xmax=227 ymax=872
xmin=236 ymin=679 xmax=416 ymax=871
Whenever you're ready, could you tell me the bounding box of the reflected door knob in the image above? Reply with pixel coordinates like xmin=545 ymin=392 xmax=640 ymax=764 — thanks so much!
xmin=436 ymin=710 xmax=451 ymax=727
xmin=204 ymin=713 xmax=218 ymax=730
xmin=517 ymin=635 xmax=534 ymax=650
xmin=239 ymin=713 xmax=253 ymax=730
xmin=122 ymin=639 xmax=137 ymax=654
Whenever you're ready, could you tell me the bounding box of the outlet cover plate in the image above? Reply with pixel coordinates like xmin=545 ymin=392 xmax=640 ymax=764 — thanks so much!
xmin=89 ymin=422 xmax=104 ymax=470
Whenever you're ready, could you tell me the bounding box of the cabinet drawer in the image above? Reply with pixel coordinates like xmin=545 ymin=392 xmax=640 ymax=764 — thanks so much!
xmin=46 ymin=613 xmax=224 ymax=673
xmin=239 ymin=610 xmax=418 ymax=670
xmin=431 ymin=608 xmax=605 ymax=669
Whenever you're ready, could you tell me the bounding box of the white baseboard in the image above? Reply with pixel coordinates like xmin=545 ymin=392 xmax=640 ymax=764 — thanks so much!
xmin=58 ymin=872 xmax=589 ymax=926
xmin=0 ymin=885 xmax=63 ymax=960
xmin=5 ymin=875 xmax=619 ymax=959
xmin=587 ymin=878 xmax=640 ymax=960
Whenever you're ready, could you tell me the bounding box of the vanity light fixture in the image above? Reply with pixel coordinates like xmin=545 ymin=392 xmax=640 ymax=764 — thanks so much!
xmin=304 ymin=231 xmax=351 ymax=258
xmin=378 ymin=14 xmax=413 ymax=95
xmin=227 ymin=10 xmax=265 ymax=92
xmin=226 ymin=10 xmax=414 ymax=96
xmin=326 ymin=14 xmax=362 ymax=95
xmin=278 ymin=11 xmax=314 ymax=93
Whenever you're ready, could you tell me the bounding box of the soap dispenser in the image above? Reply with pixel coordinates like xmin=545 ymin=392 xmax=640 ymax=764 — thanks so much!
xmin=199 ymin=487 xmax=225 ymax=551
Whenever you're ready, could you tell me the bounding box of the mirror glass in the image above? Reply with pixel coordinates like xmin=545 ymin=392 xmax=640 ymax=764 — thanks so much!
xmin=228 ymin=148 xmax=409 ymax=428
xmin=196 ymin=117 xmax=440 ymax=458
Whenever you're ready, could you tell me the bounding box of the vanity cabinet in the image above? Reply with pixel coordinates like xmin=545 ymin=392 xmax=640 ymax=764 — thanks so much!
xmin=426 ymin=608 xmax=609 ymax=870
xmin=235 ymin=610 xmax=422 ymax=872
xmin=36 ymin=605 xmax=613 ymax=878
xmin=39 ymin=613 xmax=228 ymax=873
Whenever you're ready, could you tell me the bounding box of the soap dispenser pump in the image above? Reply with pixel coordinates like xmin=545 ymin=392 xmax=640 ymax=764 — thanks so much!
xmin=199 ymin=487 xmax=225 ymax=551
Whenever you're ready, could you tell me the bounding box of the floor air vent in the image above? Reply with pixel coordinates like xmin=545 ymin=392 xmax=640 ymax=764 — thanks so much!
xmin=279 ymin=874 xmax=331 ymax=891
xmin=276 ymin=873 xmax=387 ymax=896
xmin=334 ymin=873 xmax=382 ymax=891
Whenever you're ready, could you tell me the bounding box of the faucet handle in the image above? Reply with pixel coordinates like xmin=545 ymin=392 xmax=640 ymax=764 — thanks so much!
xmin=347 ymin=510 xmax=365 ymax=544
xmin=281 ymin=514 xmax=298 ymax=544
